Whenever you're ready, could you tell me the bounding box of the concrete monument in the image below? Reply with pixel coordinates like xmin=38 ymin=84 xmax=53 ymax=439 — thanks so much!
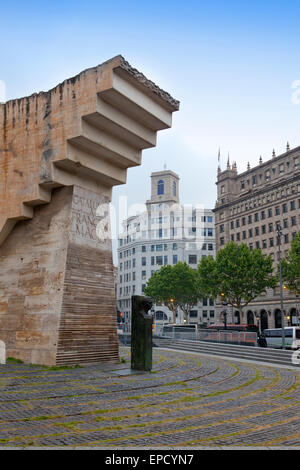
xmin=0 ymin=56 xmax=179 ymax=365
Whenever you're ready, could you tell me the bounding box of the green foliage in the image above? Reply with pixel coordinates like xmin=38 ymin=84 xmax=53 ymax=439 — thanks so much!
xmin=197 ymin=242 xmax=277 ymax=312
xmin=281 ymin=232 xmax=300 ymax=294
xmin=6 ymin=357 xmax=24 ymax=364
xmin=145 ymin=262 xmax=201 ymax=322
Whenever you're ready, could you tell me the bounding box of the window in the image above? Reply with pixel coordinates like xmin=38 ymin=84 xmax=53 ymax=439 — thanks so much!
xmin=283 ymin=219 xmax=288 ymax=229
xmin=262 ymin=240 xmax=267 ymax=249
xmin=173 ymin=243 xmax=178 ymax=250
xmin=261 ymin=225 xmax=266 ymax=234
xmin=173 ymin=181 xmax=176 ymax=196
xmin=261 ymin=211 xmax=265 ymax=220
xmin=242 ymin=217 xmax=246 ymax=226
xmin=249 ymin=228 xmax=253 ymax=238
xmin=173 ymin=255 xmax=178 ymax=264
xmin=248 ymin=215 xmax=252 ymax=224
xmin=156 ymin=244 xmax=163 ymax=251
xmin=157 ymin=180 xmax=164 ymax=195
xmin=236 ymin=233 xmax=240 ymax=241
xmin=242 ymin=231 xmax=246 ymax=240
xmin=220 ymin=224 xmax=224 ymax=233
xmin=254 ymin=213 xmax=259 ymax=222
xmin=269 ymin=238 xmax=274 ymax=247
xmin=275 ymin=206 xmax=280 ymax=215
xmin=156 ymin=256 xmax=163 ymax=266
xmin=255 ymin=227 xmax=259 ymax=236
xmin=279 ymin=163 xmax=284 ymax=174
xmin=282 ymin=203 xmax=288 ymax=213
xmin=208 ymin=244 xmax=213 ymax=251
xmin=189 ymin=255 xmax=197 ymax=264
xmin=268 ymin=208 xmax=273 ymax=217
xmin=252 ymin=175 xmax=257 ymax=185
xmin=141 ymin=271 xmax=146 ymax=280
xmin=236 ymin=219 xmax=240 ymax=228
xmin=207 ymin=228 xmax=213 ymax=236
xmin=269 ymin=223 xmax=273 ymax=232
xmin=142 ymin=245 xmax=146 ymax=252
xmin=164 ymin=255 xmax=168 ymax=265
xmin=284 ymin=234 xmax=289 ymax=244
xmin=231 ymin=221 xmax=234 ymax=230
xmin=291 ymin=200 xmax=296 ymax=210
xmin=203 ymin=298 xmax=208 ymax=306
xmin=189 ymin=310 xmax=198 ymax=318
xmin=291 ymin=216 xmax=297 ymax=226
xmin=220 ymin=237 xmax=225 ymax=246
xmin=142 ymin=257 xmax=146 ymax=266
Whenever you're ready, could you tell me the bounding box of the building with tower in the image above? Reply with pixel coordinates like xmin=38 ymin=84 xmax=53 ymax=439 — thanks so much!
xmin=117 ymin=169 xmax=216 ymax=331
xmin=214 ymin=144 xmax=300 ymax=330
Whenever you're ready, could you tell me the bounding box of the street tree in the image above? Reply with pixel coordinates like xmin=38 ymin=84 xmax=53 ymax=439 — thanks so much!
xmin=197 ymin=242 xmax=277 ymax=319
xmin=145 ymin=262 xmax=201 ymax=323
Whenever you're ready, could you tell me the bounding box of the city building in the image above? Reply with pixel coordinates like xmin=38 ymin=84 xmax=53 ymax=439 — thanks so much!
xmin=214 ymin=144 xmax=300 ymax=330
xmin=117 ymin=169 xmax=216 ymax=331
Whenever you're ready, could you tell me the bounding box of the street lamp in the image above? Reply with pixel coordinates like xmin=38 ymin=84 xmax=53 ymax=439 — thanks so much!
xmin=276 ymin=223 xmax=286 ymax=349
xmin=220 ymin=293 xmax=227 ymax=330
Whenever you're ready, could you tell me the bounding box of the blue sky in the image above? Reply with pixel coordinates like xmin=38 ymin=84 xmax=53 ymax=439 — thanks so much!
xmin=2 ymin=0 xmax=300 ymax=215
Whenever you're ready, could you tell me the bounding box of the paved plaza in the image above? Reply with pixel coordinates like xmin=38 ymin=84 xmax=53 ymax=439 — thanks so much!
xmin=0 ymin=347 xmax=300 ymax=448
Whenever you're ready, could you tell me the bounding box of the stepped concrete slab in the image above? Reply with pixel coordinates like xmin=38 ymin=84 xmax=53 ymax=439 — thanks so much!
xmin=0 ymin=56 xmax=179 ymax=365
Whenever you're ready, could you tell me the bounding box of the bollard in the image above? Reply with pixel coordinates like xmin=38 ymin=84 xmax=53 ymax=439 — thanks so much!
xmin=131 ymin=296 xmax=153 ymax=371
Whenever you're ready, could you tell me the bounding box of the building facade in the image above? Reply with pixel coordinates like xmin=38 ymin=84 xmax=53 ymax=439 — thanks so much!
xmin=117 ymin=170 xmax=216 ymax=331
xmin=214 ymin=144 xmax=300 ymax=330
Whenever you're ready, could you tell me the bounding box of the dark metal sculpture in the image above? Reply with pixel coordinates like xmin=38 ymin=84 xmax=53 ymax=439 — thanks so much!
xmin=131 ymin=295 xmax=153 ymax=371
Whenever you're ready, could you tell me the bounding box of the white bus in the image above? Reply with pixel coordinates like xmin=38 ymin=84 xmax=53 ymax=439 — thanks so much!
xmin=264 ymin=327 xmax=300 ymax=350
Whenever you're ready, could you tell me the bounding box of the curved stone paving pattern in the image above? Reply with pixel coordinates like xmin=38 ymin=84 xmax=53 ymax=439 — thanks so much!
xmin=0 ymin=347 xmax=299 ymax=447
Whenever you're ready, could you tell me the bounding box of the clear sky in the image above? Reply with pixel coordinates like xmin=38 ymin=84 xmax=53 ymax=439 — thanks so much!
xmin=2 ymin=0 xmax=300 ymax=226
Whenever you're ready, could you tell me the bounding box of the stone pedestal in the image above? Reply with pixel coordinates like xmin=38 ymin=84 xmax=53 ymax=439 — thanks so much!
xmin=0 ymin=185 xmax=118 ymax=365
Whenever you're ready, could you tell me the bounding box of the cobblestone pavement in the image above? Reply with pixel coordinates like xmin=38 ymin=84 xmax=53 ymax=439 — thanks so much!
xmin=0 ymin=347 xmax=300 ymax=447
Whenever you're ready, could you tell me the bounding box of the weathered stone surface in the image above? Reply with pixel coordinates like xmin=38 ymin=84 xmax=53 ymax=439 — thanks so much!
xmin=0 ymin=56 xmax=179 ymax=365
